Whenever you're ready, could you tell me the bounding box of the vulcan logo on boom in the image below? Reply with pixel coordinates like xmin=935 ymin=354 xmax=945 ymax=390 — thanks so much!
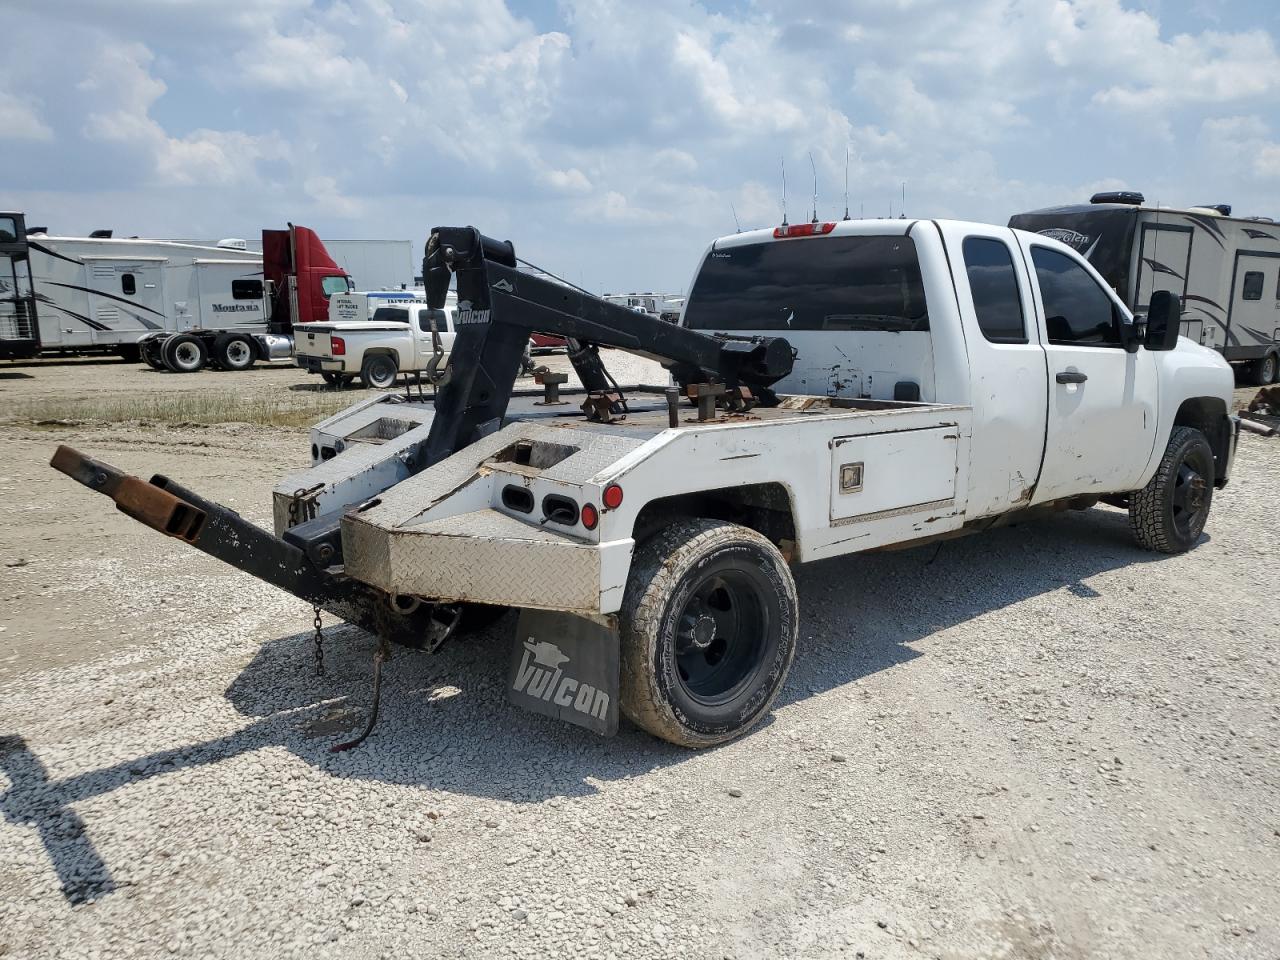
xmin=512 ymin=639 xmax=610 ymax=721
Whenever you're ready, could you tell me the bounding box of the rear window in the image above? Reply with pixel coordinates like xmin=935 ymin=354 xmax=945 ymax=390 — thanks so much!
xmin=372 ymin=307 xmax=409 ymax=323
xmin=683 ymin=235 xmax=928 ymax=332
xmin=417 ymin=308 xmax=450 ymax=333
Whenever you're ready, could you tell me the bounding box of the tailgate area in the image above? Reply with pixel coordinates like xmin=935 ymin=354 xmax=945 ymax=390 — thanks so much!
xmin=343 ymin=507 xmax=608 ymax=612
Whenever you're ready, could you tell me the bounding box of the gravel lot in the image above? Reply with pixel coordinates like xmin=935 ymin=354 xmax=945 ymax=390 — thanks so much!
xmin=1 ymin=357 xmax=1278 ymax=959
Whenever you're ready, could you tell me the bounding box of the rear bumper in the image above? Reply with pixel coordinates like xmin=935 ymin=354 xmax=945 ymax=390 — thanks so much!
xmin=296 ymin=355 xmax=346 ymax=374
xmin=342 ymin=508 xmax=634 ymax=614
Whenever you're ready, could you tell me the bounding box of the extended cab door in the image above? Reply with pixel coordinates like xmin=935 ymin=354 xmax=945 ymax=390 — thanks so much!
xmin=936 ymin=223 xmax=1049 ymax=517
xmin=1015 ymin=237 xmax=1158 ymax=501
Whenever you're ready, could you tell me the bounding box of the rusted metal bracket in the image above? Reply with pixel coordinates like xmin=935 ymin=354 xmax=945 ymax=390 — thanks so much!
xmin=51 ymin=445 xmax=207 ymax=543
xmin=534 ymin=370 xmax=570 ymax=405
xmin=581 ymin=391 xmax=626 ymax=423
xmin=688 ymin=382 xmax=726 ymax=422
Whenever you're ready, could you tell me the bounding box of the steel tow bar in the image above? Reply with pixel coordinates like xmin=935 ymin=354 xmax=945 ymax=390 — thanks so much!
xmin=48 ymin=445 xmax=440 ymax=651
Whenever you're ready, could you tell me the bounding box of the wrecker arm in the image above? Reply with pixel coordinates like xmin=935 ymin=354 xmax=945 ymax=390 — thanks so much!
xmin=416 ymin=226 xmax=794 ymax=468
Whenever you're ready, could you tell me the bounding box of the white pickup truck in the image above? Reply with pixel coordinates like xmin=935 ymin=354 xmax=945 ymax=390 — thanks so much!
xmin=55 ymin=218 xmax=1239 ymax=751
xmin=293 ymin=291 xmax=457 ymax=388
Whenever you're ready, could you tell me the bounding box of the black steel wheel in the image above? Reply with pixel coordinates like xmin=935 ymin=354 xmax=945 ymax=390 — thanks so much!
xmin=619 ymin=518 xmax=797 ymax=748
xmin=674 ymin=570 xmax=767 ymax=705
xmin=1129 ymin=425 xmax=1215 ymax=554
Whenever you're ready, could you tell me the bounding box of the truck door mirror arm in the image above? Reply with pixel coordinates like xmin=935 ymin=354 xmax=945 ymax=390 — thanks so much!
xmin=1114 ymin=303 xmax=1143 ymax=354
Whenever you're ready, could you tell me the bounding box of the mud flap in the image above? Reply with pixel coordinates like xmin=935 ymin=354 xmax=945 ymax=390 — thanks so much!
xmin=507 ymin=610 xmax=619 ymax=737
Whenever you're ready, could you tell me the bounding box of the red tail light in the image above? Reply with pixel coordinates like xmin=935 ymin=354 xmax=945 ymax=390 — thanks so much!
xmin=602 ymin=484 xmax=624 ymax=510
xmin=773 ymin=222 xmax=836 ymax=239
xmin=581 ymin=503 xmax=599 ymax=530
xmin=331 ymin=336 xmax=346 ymax=356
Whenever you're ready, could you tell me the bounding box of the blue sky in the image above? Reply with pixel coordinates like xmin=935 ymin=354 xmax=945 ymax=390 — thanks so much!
xmin=2 ymin=0 xmax=1279 ymax=292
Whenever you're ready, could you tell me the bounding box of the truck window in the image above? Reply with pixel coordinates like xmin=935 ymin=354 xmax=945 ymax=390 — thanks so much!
xmin=1030 ymin=246 xmax=1119 ymax=346
xmin=121 ymin=273 xmax=136 ymax=296
xmin=1242 ymin=271 xmax=1264 ymax=301
xmin=683 ymin=235 xmax=928 ymax=332
xmin=0 ymin=217 xmax=17 ymax=242
xmin=372 ymin=307 xmax=409 ymax=324
xmin=232 ymin=279 xmax=264 ymax=300
xmin=321 ymin=276 xmax=351 ymax=298
xmin=417 ymin=308 xmax=449 ymax=333
xmin=962 ymin=237 xmax=1026 ymax=343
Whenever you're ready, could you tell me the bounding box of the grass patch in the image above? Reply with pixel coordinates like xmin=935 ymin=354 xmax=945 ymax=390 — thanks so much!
xmin=4 ymin=389 xmax=364 ymax=429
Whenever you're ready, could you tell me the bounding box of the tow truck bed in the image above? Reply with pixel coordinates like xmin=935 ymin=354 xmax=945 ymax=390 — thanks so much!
xmin=284 ymin=394 xmax=969 ymax=615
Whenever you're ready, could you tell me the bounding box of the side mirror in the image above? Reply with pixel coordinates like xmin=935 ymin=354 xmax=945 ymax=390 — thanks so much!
xmin=1144 ymin=290 xmax=1181 ymax=351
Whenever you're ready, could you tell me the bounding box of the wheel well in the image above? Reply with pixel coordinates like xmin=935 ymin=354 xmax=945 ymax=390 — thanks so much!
xmin=1173 ymin=396 xmax=1231 ymax=487
xmin=362 ymin=348 xmax=398 ymax=365
xmin=632 ymin=483 xmax=798 ymax=556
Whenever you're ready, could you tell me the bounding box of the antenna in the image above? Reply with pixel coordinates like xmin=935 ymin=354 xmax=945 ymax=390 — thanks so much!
xmin=780 ymin=156 xmax=788 ymax=226
xmin=731 ymin=204 xmax=742 ymax=234
xmin=859 ymin=202 xmax=864 ymax=219
xmin=809 ymin=151 xmax=819 ymax=223
xmin=900 ymin=181 xmax=906 ymax=219
xmin=842 ymin=148 xmax=851 ymax=221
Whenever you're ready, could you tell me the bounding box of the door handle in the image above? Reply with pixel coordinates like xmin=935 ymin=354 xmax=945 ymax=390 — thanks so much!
xmin=1056 ymin=370 xmax=1088 ymax=384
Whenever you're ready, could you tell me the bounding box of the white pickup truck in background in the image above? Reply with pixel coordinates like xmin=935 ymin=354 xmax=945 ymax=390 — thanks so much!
xmin=293 ymin=291 xmax=457 ymax=388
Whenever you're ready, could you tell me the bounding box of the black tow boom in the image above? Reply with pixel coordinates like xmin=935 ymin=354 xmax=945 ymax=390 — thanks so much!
xmin=417 ymin=225 xmax=794 ymax=467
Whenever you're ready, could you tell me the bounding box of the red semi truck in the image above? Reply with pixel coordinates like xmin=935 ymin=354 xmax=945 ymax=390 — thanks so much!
xmin=136 ymin=224 xmax=354 ymax=372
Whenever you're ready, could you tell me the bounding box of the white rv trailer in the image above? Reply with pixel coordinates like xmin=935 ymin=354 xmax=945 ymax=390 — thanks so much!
xmin=24 ymin=232 xmax=265 ymax=361
xmin=1011 ymin=192 xmax=1280 ymax=384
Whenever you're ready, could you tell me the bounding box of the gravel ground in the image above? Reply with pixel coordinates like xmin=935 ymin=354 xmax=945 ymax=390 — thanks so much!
xmin=1 ymin=358 xmax=1277 ymax=959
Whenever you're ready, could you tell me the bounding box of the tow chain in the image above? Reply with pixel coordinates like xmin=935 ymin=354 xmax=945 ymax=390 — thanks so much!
xmin=312 ymin=605 xmax=326 ymax=677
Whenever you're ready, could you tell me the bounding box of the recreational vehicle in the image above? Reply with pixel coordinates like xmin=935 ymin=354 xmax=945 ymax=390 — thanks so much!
xmin=0 ymin=212 xmax=40 ymax=360
xmin=18 ymin=220 xmax=354 ymax=372
xmin=1011 ymin=192 xmax=1280 ymax=384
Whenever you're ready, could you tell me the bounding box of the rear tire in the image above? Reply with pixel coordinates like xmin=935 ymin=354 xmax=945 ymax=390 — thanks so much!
xmin=359 ymin=354 xmax=398 ymax=390
xmin=1251 ymin=352 xmax=1278 ymax=386
xmin=1128 ymin=426 xmax=1215 ymax=554
xmin=161 ymin=333 xmax=208 ymax=373
xmin=618 ymin=518 xmax=797 ymax=748
xmin=140 ymin=340 xmax=166 ymax=370
xmin=214 ymin=333 xmax=256 ymax=371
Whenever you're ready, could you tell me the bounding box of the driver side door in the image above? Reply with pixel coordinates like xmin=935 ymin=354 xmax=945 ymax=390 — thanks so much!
xmin=1017 ymin=240 xmax=1158 ymax=502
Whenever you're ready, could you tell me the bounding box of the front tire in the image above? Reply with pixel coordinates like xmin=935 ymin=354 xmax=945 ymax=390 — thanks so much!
xmin=619 ymin=518 xmax=798 ymax=748
xmin=1129 ymin=426 xmax=1215 ymax=554
xmin=359 ymin=354 xmax=398 ymax=390
xmin=161 ymin=333 xmax=208 ymax=373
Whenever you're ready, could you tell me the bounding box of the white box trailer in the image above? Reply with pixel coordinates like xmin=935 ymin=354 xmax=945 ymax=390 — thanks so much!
xmin=1011 ymin=191 xmax=1280 ymax=385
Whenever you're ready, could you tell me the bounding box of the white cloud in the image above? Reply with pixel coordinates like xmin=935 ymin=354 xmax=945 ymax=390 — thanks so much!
xmin=0 ymin=93 xmax=53 ymax=142
xmin=2 ymin=0 xmax=1279 ymax=290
